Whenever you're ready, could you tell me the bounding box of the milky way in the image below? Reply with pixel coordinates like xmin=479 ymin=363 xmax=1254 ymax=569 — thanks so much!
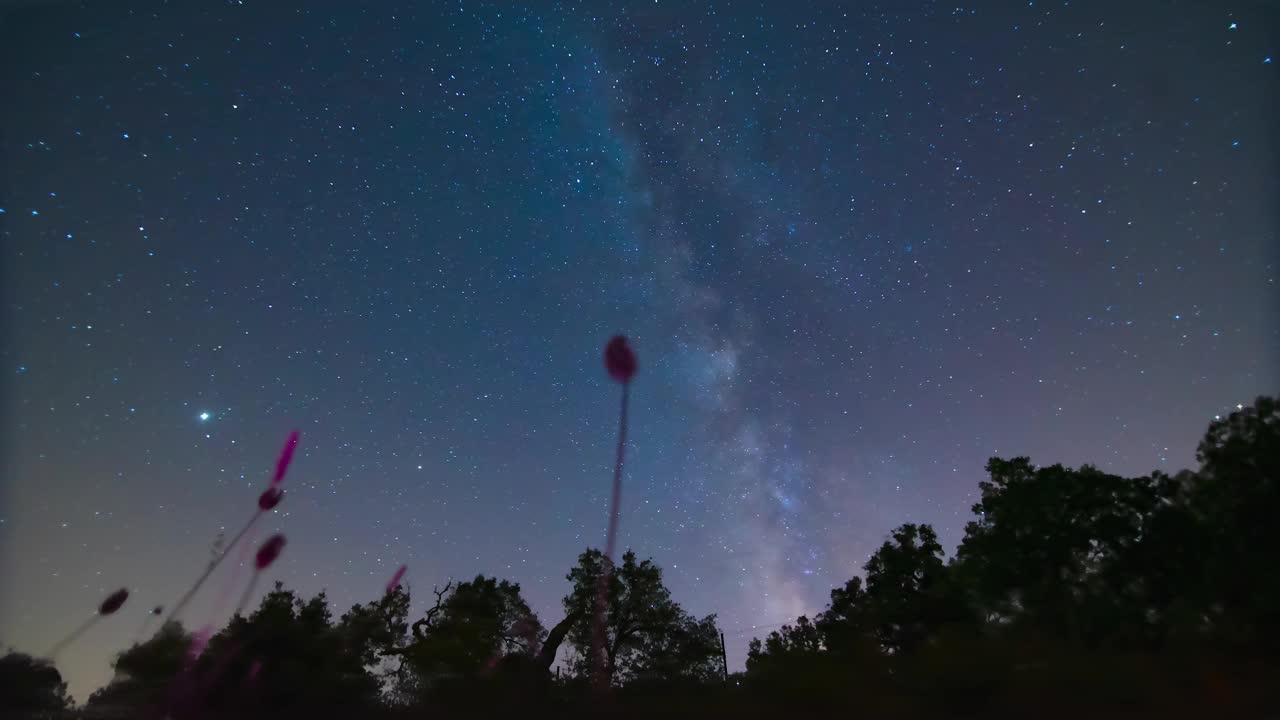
xmin=2 ymin=1 xmax=1276 ymax=700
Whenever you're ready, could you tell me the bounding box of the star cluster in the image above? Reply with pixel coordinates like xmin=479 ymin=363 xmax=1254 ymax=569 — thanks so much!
xmin=1 ymin=0 xmax=1276 ymax=701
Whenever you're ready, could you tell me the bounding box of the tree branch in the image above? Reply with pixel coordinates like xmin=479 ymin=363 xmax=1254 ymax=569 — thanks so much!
xmin=537 ymin=610 xmax=582 ymax=671
xmin=409 ymin=581 xmax=453 ymax=641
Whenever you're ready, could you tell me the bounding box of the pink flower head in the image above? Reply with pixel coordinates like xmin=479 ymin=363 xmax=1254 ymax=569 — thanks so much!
xmin=98 ymin=588 xmax=129 ymax=615
xmin=604 ymin=335 xmax=637 ymax=384
xmin=271 ymin=431 xmax=300 ymax=486
xmin=255 ymin=534 xmax=287 ymax=570
xmin=385 ymin=564 xmax=407 ymax=594
xmin=258 ymin=486 xmax=284 ymax=511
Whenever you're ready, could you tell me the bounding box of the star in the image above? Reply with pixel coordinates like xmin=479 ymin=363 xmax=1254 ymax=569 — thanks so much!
xmin=199 ymin=411 xmax=211 ymax=421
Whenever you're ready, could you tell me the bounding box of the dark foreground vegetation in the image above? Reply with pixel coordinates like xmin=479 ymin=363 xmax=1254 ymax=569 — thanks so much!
xmin=3 ymin=396 xmax=1277 ymax=718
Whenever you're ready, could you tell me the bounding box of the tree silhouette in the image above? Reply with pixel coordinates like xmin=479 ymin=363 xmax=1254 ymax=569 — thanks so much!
xmin=743 ymin=398 xmax=1280 ymax=715
xmin=563 ymin=548 xmax=718 ymax=685
xmin=631 ymin=611 xmax=722 ymax=683
xmin=0 ymin=651 xmax=71 ymax=713
xmin=860 ymin=523 xmax=949 ymax=655
xmin=396 ymin=575 xmax=545 ymax=695
xmin=338 ymin=583 xmax=411 ymax=677
xmin=814 ymin=577 xmax=878 ymax=660
xmin=192 ymin=582 xmax=400 ymax=714
xmin=958 ymin=458 xmax=1172 ymax=647
xmin=748 ymin=524 xmax=951 ymax=672
xmin=746 ymin=615 xmax=821 ymax=673
xmin=24 ymin=395 xmax=1280 ymax=717
xmin=1188 ymin=396 xmax=1279 ymax=654
xmin=86 ymin=620 xmax=191 ymax=711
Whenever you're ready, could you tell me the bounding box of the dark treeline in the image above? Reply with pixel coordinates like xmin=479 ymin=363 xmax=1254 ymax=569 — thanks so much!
xmin=2 ymin=396 xmax=1276 ymax=718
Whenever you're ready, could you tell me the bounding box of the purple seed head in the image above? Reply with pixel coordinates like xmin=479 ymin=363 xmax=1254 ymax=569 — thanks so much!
xmin=271 ymin=431 xmax=300 ymax=486
xmin=255 ymin=534 xmax=286 ymax=570
xmin=258 ymin=486 xmax=284 ymax=511
xmin=386 ymin=564 xmax=407 ymax=594
xmin=604 ymin=335 xmax=637 ymax=384
xmin=99 ymin=588 xmax=129 ymax=615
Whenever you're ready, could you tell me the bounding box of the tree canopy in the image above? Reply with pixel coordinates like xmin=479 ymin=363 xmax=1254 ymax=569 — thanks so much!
xmin=14 ymin=396 xmax=1278 ymax=717
xmin=0 ymin=651 xmax=71 ymax=713
xmin=396 ymin=574 xmax=545 ymax=693
xmin=85 ymin=621 xmax=191 ymax=711
xmin=562 ymin=548 xmax=721 ymax=685
xmin=744 ymin=396 xmax=1280 ymax=715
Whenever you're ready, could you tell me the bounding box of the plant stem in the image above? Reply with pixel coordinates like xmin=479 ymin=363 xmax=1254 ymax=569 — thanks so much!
xmin=593 ymin=382 xmax=630 ymax=691
xmin=604 ymin=382 xmax=629 ymax=567
xmin=233 ymin=572 xmax=261 ymax=619
xmin=163 ymin=510 xmax=261 ymax=626
xmin=47 ymin=614 xmax=101 ymax=659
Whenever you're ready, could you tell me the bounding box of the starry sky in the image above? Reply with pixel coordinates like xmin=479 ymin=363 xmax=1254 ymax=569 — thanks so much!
xmin=1 ymin=0 xmax=1276 ymax=702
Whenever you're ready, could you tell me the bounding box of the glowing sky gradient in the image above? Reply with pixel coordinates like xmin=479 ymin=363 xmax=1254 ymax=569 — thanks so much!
xmin=2 ymin=0 xmax=1276 ymax=701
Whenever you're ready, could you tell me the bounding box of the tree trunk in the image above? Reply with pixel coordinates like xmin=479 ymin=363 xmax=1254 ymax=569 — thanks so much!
xmin=536 ymin=611 xmax=581 ymax=671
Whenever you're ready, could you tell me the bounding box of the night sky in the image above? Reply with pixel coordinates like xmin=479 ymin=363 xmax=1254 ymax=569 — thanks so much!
xmin=2 ymin=0 xmax=1276 ymax=702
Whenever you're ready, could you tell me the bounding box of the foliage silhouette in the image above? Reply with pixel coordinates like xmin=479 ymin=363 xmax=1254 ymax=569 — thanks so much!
xmin=85 ymin=621 xmax=190 ymax=711
xmin=169 ymin=582 xmax=408 ymax=716
xmin=0 ymin=651 xmax=72 ymax=713
xmin=27 ymin=395 xmax=1280 ymax=718
xmin=394 ymin=574 xmax=544 ymax=699
xmin=742 ymin=395 xmax=1280 ymax=716
xmin=563 ymin=548 xmax=721 ymax=685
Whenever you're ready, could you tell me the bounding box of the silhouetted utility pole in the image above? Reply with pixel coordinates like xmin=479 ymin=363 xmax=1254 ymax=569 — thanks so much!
xmin=719 ymin=631 xmax=729 ymax=682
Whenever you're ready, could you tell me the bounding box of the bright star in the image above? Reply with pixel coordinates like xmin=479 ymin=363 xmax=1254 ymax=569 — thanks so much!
xmin=199 ymin=411 xmax=210 ymax=421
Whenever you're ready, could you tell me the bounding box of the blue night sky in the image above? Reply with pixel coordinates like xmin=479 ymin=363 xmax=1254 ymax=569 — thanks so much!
xmin=1 ymin=0 xmax=1276 ymax=701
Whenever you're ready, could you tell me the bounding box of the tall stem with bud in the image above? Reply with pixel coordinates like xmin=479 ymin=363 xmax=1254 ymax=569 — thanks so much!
xmin=163 ymin=432 xmax=297 ymax=627
xmin=593 ymin=335 xmax=637 ymax=690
